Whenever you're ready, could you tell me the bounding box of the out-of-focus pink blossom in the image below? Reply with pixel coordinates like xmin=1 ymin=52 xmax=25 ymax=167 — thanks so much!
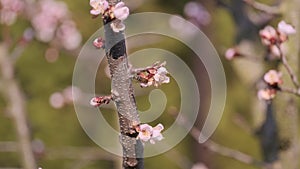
xmin=62 ymin=86 xmax=81 ymax=104
xmin=49 ymin=92 xmax=65 ymax=109
xmin=56 ymin=20 xmax=82 ymax=50
xmin=257 ymin=88 xmax=276 ymax=100
xmin=191 ymin=163 xmax=209 ymax=169
xmin=31 ymin=0 xmax=81 ymax=50
xmin=31 ymin=0 xmax=68 ymax=42
xmin=263 ymin=70 xmax=282 ymax=86
xmin=90 ymin=0 xmax=109 ymax=16
xmin=184 ymin=1 xmax=211 ymax=26
xmin=45 ymin=47 xmax=59 ymax=63
xmin=277 ymin=21 xmax=296 ymax=35
xmin=225 ymin=48 xmax=241 ymax=60
xmin=259 ymin=26 xmax=277 ymax=46
xmin=113 ymin=2 xmax=129 ymax=21
xmin=0 ymin=0 xmax=25 ymax=25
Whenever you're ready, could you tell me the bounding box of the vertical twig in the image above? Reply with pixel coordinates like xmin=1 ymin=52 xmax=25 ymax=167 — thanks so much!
xmin=0 ymin=44 xmax=37 ymax=169
xmin=102 ymin=1 xmax=144 ymax=168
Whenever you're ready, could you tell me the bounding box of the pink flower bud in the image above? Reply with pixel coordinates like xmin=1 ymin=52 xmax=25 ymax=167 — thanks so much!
xmin=90 ymin=96 xmax=111 ymax=107
xmin=225 ymin=48 xmax=240 ymax=60
xmin=93 ymin=37 xmax=105 ymax=49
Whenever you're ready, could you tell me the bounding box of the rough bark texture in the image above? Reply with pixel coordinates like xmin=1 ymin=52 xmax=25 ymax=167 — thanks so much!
xmin=0 ymin=43 xmax=37 ymax=169
xmin=103 ymin=3 xmax=144 ymax=169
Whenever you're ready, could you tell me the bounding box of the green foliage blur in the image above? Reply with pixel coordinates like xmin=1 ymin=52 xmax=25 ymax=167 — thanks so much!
xmin=0 ymin=0 xmax=282 ymax=169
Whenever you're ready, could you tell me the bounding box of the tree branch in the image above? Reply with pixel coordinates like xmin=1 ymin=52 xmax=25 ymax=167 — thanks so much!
xmin=0 ymin=43 xmax=37 ymax=169
xmin=171 ymin=112 xmax=262 ymax=167
xmin=280 ymin=87 xmax=300 ymax=97
xmin=278 ymin=46 xmax=300 ymax=89
xmin=102 ymin=1 xmax=144 ymax=168
xmin=243 ymin=0 xmax=281 ymax=15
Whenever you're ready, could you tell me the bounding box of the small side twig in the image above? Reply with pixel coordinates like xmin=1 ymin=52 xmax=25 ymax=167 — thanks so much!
xmin=277 ymin=44 xmax=300 ymax=89
xmin=243 ymin=0 xmax=281 ymax=15
xmin=280 ymin=87 xmax=300 ymax=97
xmin=189 ymin=127 xmax=262 ymax=167
xmin=170 ymin=111 xmax=262 ymax=167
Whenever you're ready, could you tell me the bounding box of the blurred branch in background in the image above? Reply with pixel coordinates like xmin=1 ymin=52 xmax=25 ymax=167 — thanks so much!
xmin=243 ymin=0 xmax=281 ymax=15
xmin=170 ymin=111 xmax=263 ymax=168
xmin=0 ymin=44 xmax=37 ymax=169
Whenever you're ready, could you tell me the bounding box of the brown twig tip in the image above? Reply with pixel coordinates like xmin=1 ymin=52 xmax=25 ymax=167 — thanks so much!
xmin=90 ymin=95 xmax=113 ymax=107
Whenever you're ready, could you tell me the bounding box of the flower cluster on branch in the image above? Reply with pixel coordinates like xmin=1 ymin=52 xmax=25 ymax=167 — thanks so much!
xmin=225 ymin=20 xmax=300 ymax=100
xmin=89 ymin=0 xmax=129 ymax=32
xmin=132 ymin=62 xmax=170 ymax=88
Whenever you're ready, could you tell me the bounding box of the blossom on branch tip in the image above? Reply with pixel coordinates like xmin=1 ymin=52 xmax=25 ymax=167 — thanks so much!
xmin=257 ymin=88 xmax=276 ymax=101
xmin=90 ymin=96 xmax=112 ymax=107
xmin=89 ymin=0 xmax=109 ymax=16
xmin=278 ymin=21 xmax=296 ymax=35
xmin=136 ymin=64 xmax=170 ymax=88
xmin=112 ymin=2 xmax=129 ymax=21
xmin=136 ymin=123 xmax=164 ymax=144
xmin=153 ymin=67 xmax=170 ymax=86
xmin=263 ymin=70 xmax=282 ymax=86
xmin=259 ymin=26 xmax=277 ymax=46
xmin=225 ymin=48 xmax=241 ymax=60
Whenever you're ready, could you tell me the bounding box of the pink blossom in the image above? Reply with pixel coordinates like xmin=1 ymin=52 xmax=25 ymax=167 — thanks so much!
xmin=137 ymin=124 xmax=153 ymax=142
xmin=257 ymin=89 xmax=276 ymax=100
xmin=259 ymin=26 xmax=277 ymax=46
xmin=137 ymin=123 xmax=164 ymax=144
xmin=153 ymin=67 xmax=170 ymax=87
xmin=90 ymin=0 xmax=109 ymax=16
xmin=150 ymin=123 xmax=164 ymax=144
xmin=31 ymin=0 xmax=68 ymax=42
xmin=113 ymin=2 xmax=129 ymax=21
xmin=56 ymin=20 xmax=82 ymax=50
xmin=277 ymin=21 xmax=296 ymax=35
xmin=0 ymin=0 xmax=25 ymax=25
xmin=263 ymin=70 xmax=282 ymax=85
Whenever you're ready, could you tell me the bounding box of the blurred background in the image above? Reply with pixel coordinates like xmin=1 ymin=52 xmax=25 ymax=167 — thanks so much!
xmin=0 ymin=0 xmax=299 ymax=169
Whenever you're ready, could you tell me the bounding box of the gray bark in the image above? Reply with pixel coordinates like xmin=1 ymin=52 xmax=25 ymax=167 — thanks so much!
xmin=103 ymin=3 xmax=144 ymax=169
